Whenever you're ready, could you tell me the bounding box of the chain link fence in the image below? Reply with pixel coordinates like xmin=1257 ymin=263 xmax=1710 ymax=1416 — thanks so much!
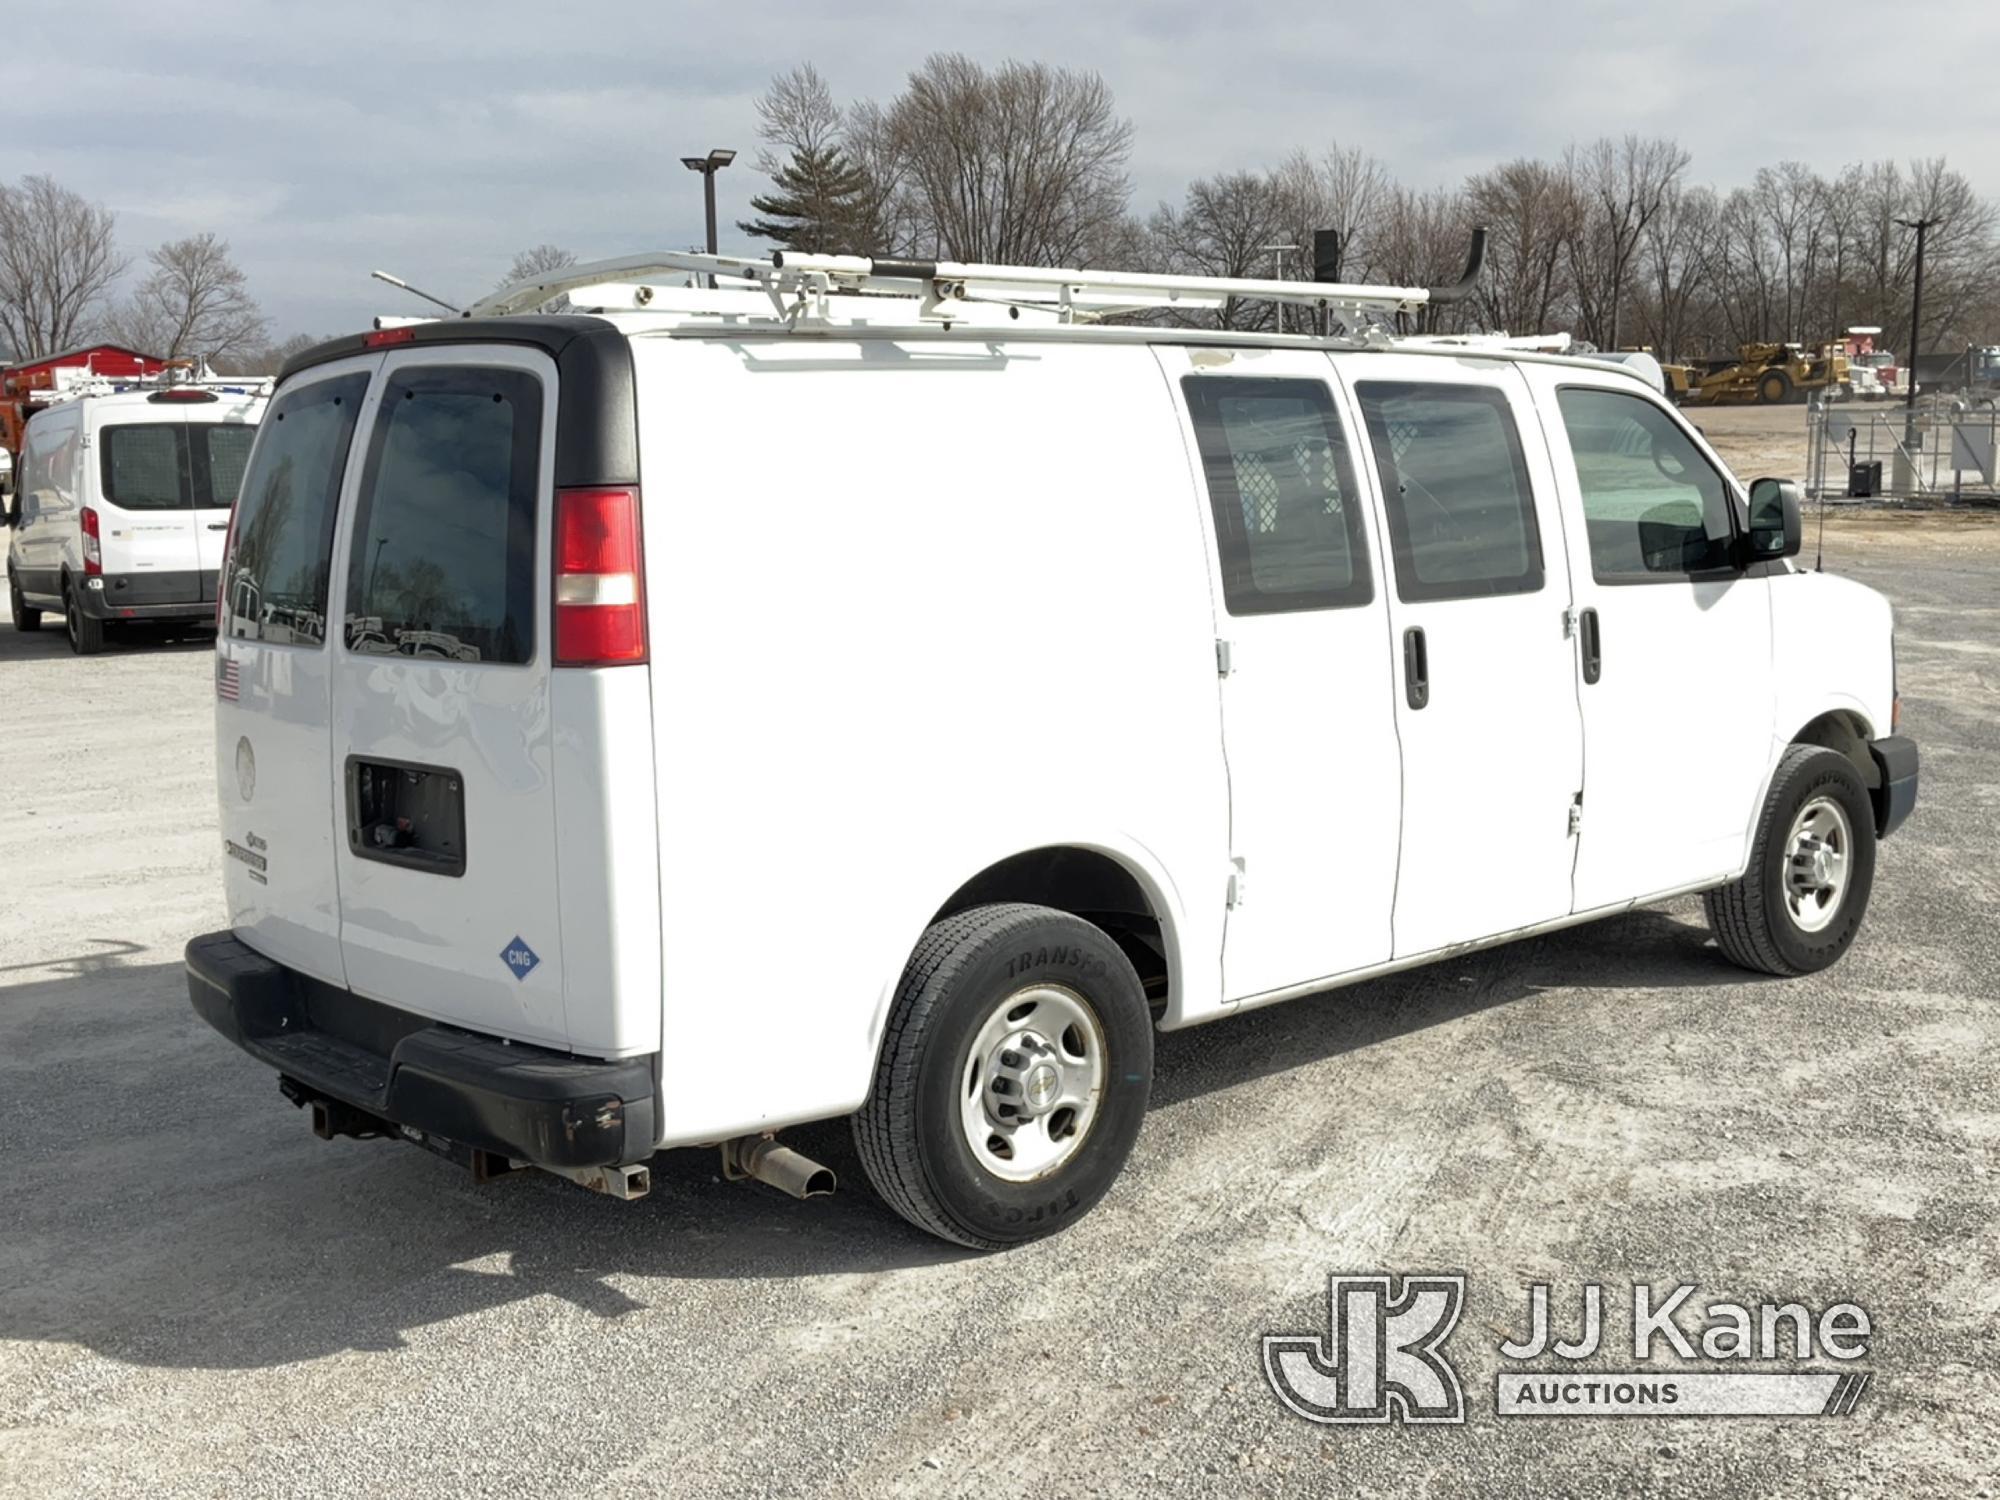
xmin=1805 ymin=395 xmax=2000 ymax=505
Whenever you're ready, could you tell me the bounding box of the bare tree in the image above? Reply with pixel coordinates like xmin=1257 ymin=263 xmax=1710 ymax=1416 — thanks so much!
xmin=0 ymin=175 xmax=127 ymax=358
xmin=106 ymin=232 xmax=266 ymax=362
xmin=1149 ymin=171 xmax=1287 ymax=329
xmin=1372 ymin=186 xmax=1473 ymax=331
xmin=873 ymin=54 xmax=1132 ymax=266
xmin=212 ymin=331 xmax=325 ymax=378
xmin=1464 ymin=158 xmax=1579 ymax=335
xmin=1567 ymin=136 xmax=1690 ymax=348
xmin=1632 ymin=182 xmax=1720 ymax=362
xmin=496 ymin=244 xmax=577 ymax=314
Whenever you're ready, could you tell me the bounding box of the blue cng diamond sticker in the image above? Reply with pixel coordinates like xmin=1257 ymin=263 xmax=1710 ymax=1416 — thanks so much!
xmin=501 ymin=937 xmax=540 ymax=981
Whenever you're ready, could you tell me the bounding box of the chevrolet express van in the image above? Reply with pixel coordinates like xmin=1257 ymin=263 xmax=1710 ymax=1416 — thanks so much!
xmin=185 ymin=247 xmax=1918 ymax=1248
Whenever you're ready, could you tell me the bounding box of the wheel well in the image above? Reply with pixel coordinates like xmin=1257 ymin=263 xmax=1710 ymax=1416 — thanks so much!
xmin=1792 ymin=710 xmax=1877 ymax=789
xmin=935 ymin=847 xmax=1171 ymax=1012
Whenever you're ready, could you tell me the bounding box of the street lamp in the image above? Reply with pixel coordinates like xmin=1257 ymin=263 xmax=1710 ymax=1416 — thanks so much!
xmin=1260 ymin=243 xmax=1300 ymax=334
xmin=1892 ymin=215 xmax=1940 ymax=494
xmin=681 ymin=148 xmax=737 ymax=287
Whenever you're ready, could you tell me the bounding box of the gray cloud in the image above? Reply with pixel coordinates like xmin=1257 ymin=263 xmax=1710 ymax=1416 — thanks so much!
xmin=9 ymin=0 xmax=1997 ymax=337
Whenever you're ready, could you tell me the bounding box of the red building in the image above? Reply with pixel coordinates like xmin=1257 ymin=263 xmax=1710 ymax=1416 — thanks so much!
xmin=1 ymin=342 xmax=167 ymax=454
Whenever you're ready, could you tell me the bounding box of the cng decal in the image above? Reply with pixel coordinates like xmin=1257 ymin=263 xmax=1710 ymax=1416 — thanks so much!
xmin=501 ymin=937 xmax=541 ymax=981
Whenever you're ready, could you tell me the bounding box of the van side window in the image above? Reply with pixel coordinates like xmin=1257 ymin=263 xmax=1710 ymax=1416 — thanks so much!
xmin=225 ymin=373 xmax=369 ymax=647
xmin=343 ymin=367 xmax=542 ymax=665
xmin=1181 ymin=375 xmax=1372 ymax=615
xmin=1554 ymin=387 xmax=1735 ymax=579
xmin=1357 ymin=382 xmax=1543 ymax=602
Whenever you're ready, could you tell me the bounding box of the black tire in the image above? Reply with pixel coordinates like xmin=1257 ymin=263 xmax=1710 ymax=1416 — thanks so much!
xmin=854 ymin=902 xmax=1153 ymax=1249
xmin=8 ymin=571 xmax=39 ymax=631
xmin=1704 ymin=745 xmax=1877 ymax=976
xmin=1758 ymin=370 xmax=1792 ymax=405
xmin=65 ymin=578 xmax=105 ymax=656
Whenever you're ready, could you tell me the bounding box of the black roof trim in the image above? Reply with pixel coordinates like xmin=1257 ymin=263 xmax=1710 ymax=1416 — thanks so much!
xmin=277 ymin=316 xmax=638 ymax=489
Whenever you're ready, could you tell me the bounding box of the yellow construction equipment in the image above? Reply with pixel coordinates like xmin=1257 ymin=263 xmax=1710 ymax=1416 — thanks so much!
xmin=1669 ymin=342 xmax=1851 ymax=406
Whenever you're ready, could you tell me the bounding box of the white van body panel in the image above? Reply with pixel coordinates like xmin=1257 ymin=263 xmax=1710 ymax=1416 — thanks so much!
xmin=630 ymin=333 xmax=1230 ymax=1141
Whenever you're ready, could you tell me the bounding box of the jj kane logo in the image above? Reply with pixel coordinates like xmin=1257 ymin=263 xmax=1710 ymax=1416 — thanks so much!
xmin=1264 ymin=1274 xmax=1873 ymax=1425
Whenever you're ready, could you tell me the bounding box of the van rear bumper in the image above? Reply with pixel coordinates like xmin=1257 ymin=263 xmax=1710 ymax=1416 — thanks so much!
xmin=185 ymin=931 xmax=658 ymax=1170
xmin=80 ymin=569 xmax=217 ymax=620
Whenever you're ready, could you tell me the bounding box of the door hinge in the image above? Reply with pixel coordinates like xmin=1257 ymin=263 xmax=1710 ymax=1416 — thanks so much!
xmin=1568 ymin=794 xmax=1583 ymax=837
xmin=1562 ymin=606 xmax=1580 ymax=639
xmin=1216 ymin=638 xmax=1234 ymax=677
xmin=1226 ymin=856 xmax=1247 ymax=908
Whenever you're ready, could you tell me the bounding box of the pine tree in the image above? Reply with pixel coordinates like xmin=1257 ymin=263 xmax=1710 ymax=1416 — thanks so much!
xmin=739 ymin=145 xmax=872 ymax=255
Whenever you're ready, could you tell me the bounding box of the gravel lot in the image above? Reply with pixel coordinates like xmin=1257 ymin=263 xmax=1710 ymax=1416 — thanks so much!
xmin=2 ymin=504 xmax=1995 ymax=1499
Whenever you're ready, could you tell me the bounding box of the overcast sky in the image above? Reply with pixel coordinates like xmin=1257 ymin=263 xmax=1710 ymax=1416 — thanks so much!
xmin=9 ymin=0 xmax=1998 ymax=339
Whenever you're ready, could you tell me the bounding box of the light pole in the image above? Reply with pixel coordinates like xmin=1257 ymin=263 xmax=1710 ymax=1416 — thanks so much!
xmin=1892 ymin=215 xmax=1939 ymax=494
xmin=1260 ymin=243 xmax=1299 ymax=333
xmin=681 ymin=148 xmax=737 ymax=287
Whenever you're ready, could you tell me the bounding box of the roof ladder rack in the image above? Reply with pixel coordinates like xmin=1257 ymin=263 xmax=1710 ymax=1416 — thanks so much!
xmin=469 ymin=230 xmax=1488 ymax=331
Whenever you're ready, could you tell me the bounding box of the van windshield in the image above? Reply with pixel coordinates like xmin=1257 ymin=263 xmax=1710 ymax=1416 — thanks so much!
xmin=99 ymin=421 xmax=260 ymax=511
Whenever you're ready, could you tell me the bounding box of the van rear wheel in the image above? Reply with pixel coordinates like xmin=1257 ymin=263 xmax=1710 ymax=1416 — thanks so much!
xmin=64 ymin=580 xmax=105 ymax=655
xmin=1704 ymin=745 xmax=1876 ymax=976
xmin=854 ymin=903 xmax=1153 ymax=1249
xmin=7 ymin=572 xmax=38 ymax=631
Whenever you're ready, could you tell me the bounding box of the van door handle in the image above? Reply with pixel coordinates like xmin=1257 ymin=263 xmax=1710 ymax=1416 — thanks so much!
xmin=1403 ymin=626 xmax=1429 ymax=710
xmin=206 ymin=522 xmax=229 ymax=531
xmin=1580 ymin=608 xmax=1602 ymax=685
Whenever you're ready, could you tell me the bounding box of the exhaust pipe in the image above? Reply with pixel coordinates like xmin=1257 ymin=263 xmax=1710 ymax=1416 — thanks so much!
xmin=721 ymin=1135 xmax=837 ymax=1199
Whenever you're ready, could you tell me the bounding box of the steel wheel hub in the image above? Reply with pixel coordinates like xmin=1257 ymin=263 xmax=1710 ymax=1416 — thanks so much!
xmin=960 ymin=984 xmax=1107 ymax=1182
xmin=1784 ymin=794 xmax=1853 ymax=934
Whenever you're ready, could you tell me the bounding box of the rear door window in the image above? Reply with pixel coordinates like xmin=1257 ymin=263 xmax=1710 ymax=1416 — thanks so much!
xmin=101 ymin=424 xmax=187 ymax=511
xmin=1356 ymin=382 xmax=1544 ymax=602
xmin=200 ymin=425 xmax=258 ymax=509
xmin=224 ymin=374 xmax=370 ymax=647
xmin=100 ymin=421 xmax=262 ymax=511
xmin=342 ymin=366 xmax=543 ymax=665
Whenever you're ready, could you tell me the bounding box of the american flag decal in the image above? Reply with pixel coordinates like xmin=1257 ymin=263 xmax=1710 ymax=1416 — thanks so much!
xmin=216 ymin=655 xmax=240 ymax=702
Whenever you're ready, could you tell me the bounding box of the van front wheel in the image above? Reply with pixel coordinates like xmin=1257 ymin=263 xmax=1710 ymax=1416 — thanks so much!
xmin=8 ymin=572 xmax=39 ymax=631
xmin=854 ymin=903 xmax=1153 ymax=1249
xmin=1704 ymin=745 xmax=1877 ymax=976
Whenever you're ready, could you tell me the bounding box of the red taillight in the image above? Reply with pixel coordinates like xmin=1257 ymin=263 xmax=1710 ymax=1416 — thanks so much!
xmin=363 ymin=326 xmax=418 ymax=348
xmin=80 ymin=506 xmax=101 ymax=576
xmin=554 ymin=486 xmax=646 ymax=665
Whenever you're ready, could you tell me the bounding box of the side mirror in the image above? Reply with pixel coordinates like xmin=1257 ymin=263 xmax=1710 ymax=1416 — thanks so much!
xmin=1745 ymin=477 xmax=1803 ymax=563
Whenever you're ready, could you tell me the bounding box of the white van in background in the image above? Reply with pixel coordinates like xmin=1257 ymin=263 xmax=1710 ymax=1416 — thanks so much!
xmin=5 ymin=375 xmax=267 ymax=653
xmin=185 ymin=245 xmax=1918 ymax=1249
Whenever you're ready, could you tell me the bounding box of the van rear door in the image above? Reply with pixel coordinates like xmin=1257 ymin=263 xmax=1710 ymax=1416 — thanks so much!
xmin=325 ymin=346 xmax=576 ymax=1050
xmin=95 ymin=399 xmax=262 ymax=604
xmin=94 ymin=417 xmax=203 ymax=600
xmin=217 ymin=357 xmax=381 ymax=985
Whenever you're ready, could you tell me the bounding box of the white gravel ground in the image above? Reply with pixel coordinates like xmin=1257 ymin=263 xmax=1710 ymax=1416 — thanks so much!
xmin=1 ymin=512 xmax=1995 ymax=1498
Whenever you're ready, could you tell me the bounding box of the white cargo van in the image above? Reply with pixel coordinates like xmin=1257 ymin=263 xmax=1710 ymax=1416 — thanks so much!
xmin=186 ymin=245 xmax=1918 ymax=1248
xmin=6 ymin=375 xmax=267 ymax=652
